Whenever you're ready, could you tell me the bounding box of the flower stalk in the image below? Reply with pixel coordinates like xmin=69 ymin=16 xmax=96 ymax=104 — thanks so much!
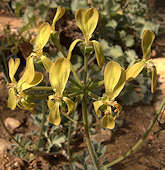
xmin=82 ymin=51 xmax=100 ymax=170
xmin=102 ymin=98 xmax=165 ymax=169
xmin=36 ymin=100 xmax=47 ymax=150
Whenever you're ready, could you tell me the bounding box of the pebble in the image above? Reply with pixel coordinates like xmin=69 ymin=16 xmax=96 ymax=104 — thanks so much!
xmin=5 ymin=117 xmax=21 ymax=130
xmin=0 ymin=138 xmax=11 ymax=154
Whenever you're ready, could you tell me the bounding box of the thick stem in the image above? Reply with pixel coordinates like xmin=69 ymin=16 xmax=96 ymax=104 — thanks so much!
xmin=83 ymin=54 xmax=88 ymax=85
xmin=82 ymin=97 xmax=100 ymax=170
xmin=102 ymin=98 xmax=165 ymax=170
xmin=82 ymin=52 xmax=100 ymax=170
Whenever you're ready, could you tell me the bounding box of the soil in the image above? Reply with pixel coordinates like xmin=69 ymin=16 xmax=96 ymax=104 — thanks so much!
xmin=0 ymin=1 xmax=165 ymax=170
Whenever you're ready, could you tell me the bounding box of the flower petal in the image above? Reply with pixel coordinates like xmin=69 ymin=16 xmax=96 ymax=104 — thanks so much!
xmin=8 ymin=58 xmax=20 ymax=82
xmin=75 ymin=8 xmax=98 ymax=41
xmin=111 ymin=68 xmax=126 ymax=100
xmin=21 ymin=72 xmax=43 ymax=91
xmin=51 ymin=6 xmax=65 ymax=33
xmin=92 ymin=40 xmax=104 ymax=68
xmin=63 ymin=97 xmax=75 ymax=115
xmin=34 ymin=22 xmax=51 ymax=50
xmin=67 ymin=39 xmax=82 ymax=60
xmin=126 ymin=60 xmax=146 ymax=81
xmin=49 ymin=57 xmax=70 ymax=96
xmin=142 ymin=30 xmax=155 ymax=60
xmin=93 ymin=100 xmax=104 ymax=117
xmin=104 ymin=61 xmax=122 ymax=97
xmin=8 ymin=88 xmax=17 ymax=110
xmin=18 ymin=98 xmax=37 ymax=113
xmin=101 ymin=114 xmax=115 ymax=129
xmin=48 ymin=98 xmax=61 ymax=126
xmin=18 ymin=57 xmax=35 ymax=87
xmin=51 ymin=32 xmax=65 ymax=56
xmin=41 ymin=55 xmax=53 ymax=72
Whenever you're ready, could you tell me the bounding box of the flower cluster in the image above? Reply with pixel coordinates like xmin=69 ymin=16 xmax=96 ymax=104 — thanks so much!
xmin=7 ymin=6 xmax=156 ymax=130
xmin=8 ymin=56 xmax=43 ymax=111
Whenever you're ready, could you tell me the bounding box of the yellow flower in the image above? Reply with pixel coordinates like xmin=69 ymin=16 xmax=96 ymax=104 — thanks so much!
xmin=32 ymin=6 xmax=65 ymax=55
xmin=67 ymin=8 xmax=104 ymax=68
xmin=48 ymin=57 xmax=75 ymax=125
xmin=126 ymin=30 xmax=157 ymax=93
xmin=29 ymin=6 xmax=65 ymax=72
xmin=8 ymin=57 xmax=43 ymax=110
xmin=93 ymin=61 xmax=126 ymax=129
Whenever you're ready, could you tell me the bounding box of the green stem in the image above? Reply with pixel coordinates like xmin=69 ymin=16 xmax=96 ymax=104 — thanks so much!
xmin=83 ymin=53 xmax=88 ymax=85
xmin=36 ymin=100 xmax=47 ymax=150
xmin=82 ymin=52 xmax=100 ymax=170
xmin=28 ymin=93 xmax=52 ymax=100
xmin=69 ymin=77 xmax=82 ymax=89
xmin=89 ymin=80 xmax=104 ymax=90
xmin=70 ymin=64 xmax=82 ymax=86
xmin=103 ymin=98 xmax=165 ymax=169
xmin=87 ymin=88 xmax=100 ymax=100
xmin=82 ymin=97 xmax=100 ymax=170
xmin=68 ymin=91 xmax=83 ymax=98
xmin=67 ymin=121 xmax=72 ymax=160
xmin=61 ymin=112 xmax=77 ymax=125
xmin=28 ymin=86 xmax=52 ymax=91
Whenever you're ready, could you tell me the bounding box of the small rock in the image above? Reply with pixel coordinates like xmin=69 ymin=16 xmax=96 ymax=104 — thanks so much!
xmin=5 ymin=117 xmax=21 ymax=130
xmin=0 ymin=139 xmax=11 ymax=154
xmin=13 ymin=161 xmax=19 ymax=168
xmin=13 ymin=158 xmax=24 ymax=169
